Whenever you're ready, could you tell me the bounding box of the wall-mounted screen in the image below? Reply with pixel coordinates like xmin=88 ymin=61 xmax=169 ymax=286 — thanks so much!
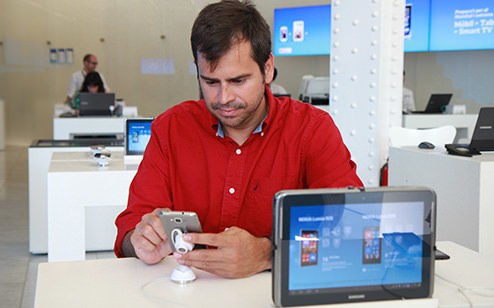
xmin=429 ymin=0 xmax=494 ymax=52
xmin=404 ymin=0 xmax=431 ymax=52
xmin=274 ymin=1 xmax=494 ymax=56
xmin=273 ymin=5 xmax=331 ymax=56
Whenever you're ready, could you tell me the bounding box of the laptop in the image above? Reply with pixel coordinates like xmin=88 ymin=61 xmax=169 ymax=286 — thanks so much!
xmin=124 ymin=118 xmax=153 ymax=164
xmin=272 ymin=187 xmax=436 ymax=307
xmin=445 ymin=107 xmax=494 ymax=156
xmin=412 ymin=94 xmax=452 ymax=114
xmin=78 ymin=93 xmax=115 ymax=116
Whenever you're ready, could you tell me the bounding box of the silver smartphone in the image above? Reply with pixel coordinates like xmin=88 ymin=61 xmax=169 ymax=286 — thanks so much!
xmin=158 ymin=211 xmax=203 ymax=252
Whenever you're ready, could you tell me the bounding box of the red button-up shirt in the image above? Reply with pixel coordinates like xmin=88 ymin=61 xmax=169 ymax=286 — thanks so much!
xmin=114 ymin=89 xmax=363 ymax=257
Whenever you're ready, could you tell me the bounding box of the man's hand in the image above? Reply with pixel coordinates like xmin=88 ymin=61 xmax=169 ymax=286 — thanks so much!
xmin=173 ymin=227 xmax=272 ymax=278
xmin=129 ymin=208 xmax=172 ymax=264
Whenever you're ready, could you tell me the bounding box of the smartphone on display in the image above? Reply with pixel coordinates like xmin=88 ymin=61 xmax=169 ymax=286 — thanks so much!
xmin=159 ymin=211 xmax=203 ymax=252
xmin=404 ymin=4 xmax=412 ymax=39
xmin=280 ymin=26 xmax=288 ymax=42
xmin=293 ymin=21 xmax=304 ymax=42
xmin=300 ymin=230 xmax=318 ymax=266
xmin=362 ymin=226 xmax=382 ymax=264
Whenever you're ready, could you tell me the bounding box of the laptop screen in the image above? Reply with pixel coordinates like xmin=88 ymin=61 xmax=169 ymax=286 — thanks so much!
xmin=273 ymin=188 xmax=435 ymax=306
xmin=424 ymin=94 xmax=452 ymax=113
xmin=125 ymin=118 xmax=153 ymax=155
xmin=78 ymin=93 xmax=115 ymax=116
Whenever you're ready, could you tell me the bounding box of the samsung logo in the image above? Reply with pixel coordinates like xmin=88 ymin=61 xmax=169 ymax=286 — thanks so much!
xmin=348 ymin=294 xmax=366 ymax=300
xmin=479 ymin=126 xmax=492 ymax=130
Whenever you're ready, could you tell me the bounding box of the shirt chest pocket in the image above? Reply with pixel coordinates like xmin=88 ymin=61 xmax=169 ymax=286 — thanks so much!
xmin=242 ymin=176 xmax=300 ymax=236
xmin=250 ymin=175 xmax=300 ymax=197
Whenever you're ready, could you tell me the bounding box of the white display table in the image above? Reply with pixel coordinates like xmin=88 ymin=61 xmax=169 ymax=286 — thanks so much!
xmin=35 ymin=242 xmax=494 ymax=308
xmin=388 ymin=146 xmax=494 ymax=257
xmin=53 ymin=116 xmax=127 ymax=139
xmin=47 ymin=151 xmax=138 ymax=262
xmin=403 ymin=114 xmax=477 ymax=143
xmin=28 ymin=140 xmax=123 ymax=254
xmin=52 ymin=104 xmax=139 ymax=139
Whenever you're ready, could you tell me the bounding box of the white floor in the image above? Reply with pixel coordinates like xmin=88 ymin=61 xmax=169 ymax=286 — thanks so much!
xmin=0 ymin=145 xmax=115 ymax=308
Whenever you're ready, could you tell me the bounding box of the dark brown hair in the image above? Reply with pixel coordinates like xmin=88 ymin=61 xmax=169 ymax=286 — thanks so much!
xmin=80 ymin=71 xmax=105 ymax=93
xmin=190 ymin=0 xmax=271 ymax=75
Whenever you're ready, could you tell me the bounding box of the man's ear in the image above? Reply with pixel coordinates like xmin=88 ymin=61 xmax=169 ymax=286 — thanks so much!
xmin=264 ymin=53 xmax=275 ymax=84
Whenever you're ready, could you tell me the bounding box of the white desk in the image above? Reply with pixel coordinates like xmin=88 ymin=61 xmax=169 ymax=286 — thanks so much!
xmin=34 ymin=242 xmax=494 ymax=308
xmin=53 ymin=104 xmax=139 ymax=139
xmin=47 ymin=151 xmax=138 ymax=262
xmin=388 ymin=146 xmax=494 ymax=257
xmin=53 ymin=116 xmax=127 ymax=139
xmin=28 ymin=141 xmax=124 ymax=254
xmin=403 ymin=114 xmax=477 ymax=143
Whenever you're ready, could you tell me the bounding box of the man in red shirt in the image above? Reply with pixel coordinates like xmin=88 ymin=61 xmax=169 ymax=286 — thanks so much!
xmin=115 ymin=0 xmax=363 ymax=278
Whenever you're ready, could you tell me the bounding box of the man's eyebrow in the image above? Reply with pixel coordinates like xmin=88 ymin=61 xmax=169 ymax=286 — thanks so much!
xmin=199 ymin=73 xmax=252 ymax=82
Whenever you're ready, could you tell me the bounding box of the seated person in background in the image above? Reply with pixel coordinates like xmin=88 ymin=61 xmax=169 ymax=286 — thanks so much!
xmin=269 ymin=67 xmax=288 ymax=95
xmin=402 ymin=70 xmax=416 ymax=113
xmin=114 ymin=0 xmax=363 ymax=279
xmin=66 ymin=53 xmax=109 ymax=103
xmin=69 ymin=71 xmax=106 ymax=110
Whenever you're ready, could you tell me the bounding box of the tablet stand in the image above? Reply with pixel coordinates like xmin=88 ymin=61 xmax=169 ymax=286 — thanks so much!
xmin=169 ymin=229 xmax=196 ymax=284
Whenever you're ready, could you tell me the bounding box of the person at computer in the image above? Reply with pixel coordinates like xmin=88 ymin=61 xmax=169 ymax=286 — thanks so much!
xmin=69 ymin=71 xmax=107 ymax=110
xmin=66 ymin=53 xmax=109 ymax=103
xmin=269 ymin=67 xmax=288 ymax=95
xmin=114 ymin=0 xmax=363 ymax=279
xmin=402 ymin=70 xmax=416 ymax=113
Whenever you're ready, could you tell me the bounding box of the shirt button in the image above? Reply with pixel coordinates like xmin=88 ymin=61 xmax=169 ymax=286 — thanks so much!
xmin=229 ymin=188 xmax=235 ymax=194
xmin=235 ymin=149 xmax=241 ymax=155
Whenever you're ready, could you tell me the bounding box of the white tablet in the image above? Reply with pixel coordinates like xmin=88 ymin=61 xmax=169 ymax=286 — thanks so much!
xmin=272 ymin=187 xmax=436 ymax=307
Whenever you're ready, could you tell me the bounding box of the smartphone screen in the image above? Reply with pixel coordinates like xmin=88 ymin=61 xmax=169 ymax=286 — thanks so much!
xmin=300 ymin=230 xmax=318 ymax=266
xmin=362 ymin=226 xmax=382 ymax=264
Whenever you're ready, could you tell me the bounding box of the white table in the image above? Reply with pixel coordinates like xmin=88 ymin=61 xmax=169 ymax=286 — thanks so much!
xmin=28 ymin=141 xmax=123 ymax=254
xmin=403 ymin=114 xmax=477 ymax=143
xmin=34 ymin=242 xmax=494 ymax=308
xmin=53 ymin=116 xmax=127 ymax=139
xmin=388 ymin=146 xmax=494 ymax=257
xmin=47 ymin=151 xmax=138 ymax=262
xmin=53 ymin=104 xmax=139 ymax=139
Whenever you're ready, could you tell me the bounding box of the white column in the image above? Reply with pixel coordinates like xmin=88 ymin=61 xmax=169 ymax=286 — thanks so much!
xmin=329 ymin=0 xmax=405 ymax=187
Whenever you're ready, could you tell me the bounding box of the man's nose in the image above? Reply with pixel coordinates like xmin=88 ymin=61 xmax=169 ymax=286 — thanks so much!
xmin=218 ymin=83 xmax=234 ymax=105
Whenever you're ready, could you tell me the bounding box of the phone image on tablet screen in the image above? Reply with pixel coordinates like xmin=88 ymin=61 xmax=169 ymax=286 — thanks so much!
xmin=362 ymin=226 xmax=382 ymax=264
xmin=300 ymin=230 xmax=318 ymax=266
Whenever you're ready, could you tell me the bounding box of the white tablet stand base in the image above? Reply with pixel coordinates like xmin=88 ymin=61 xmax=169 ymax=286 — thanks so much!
xmin=170 ymin=265 xmax=196 ymax=284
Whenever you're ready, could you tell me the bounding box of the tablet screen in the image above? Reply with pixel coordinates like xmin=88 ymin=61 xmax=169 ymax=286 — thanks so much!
xmin=125 ymin=118 xmax=153 ymax=155
xmin=273 ymin=188 xmax=435 ymax=307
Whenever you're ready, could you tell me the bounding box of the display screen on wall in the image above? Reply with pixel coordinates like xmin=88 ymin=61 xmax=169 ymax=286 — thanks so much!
xmin=404 ymin=0 xmax=431 ymax=52
xmin=274 ymin=1 xmax=494 ymax=56
xmin=273 ymin=5 xmax=331 ymax=56
xmin=429 ymin=0 xmax=494 ymax=51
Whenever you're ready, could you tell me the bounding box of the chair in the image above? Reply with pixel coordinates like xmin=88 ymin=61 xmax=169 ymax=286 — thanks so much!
xmin=389 ymin=125 xmax=457 ymax=148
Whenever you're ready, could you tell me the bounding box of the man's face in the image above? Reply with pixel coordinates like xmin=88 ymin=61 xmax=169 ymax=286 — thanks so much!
xmin=197 ymin=41 xmax=274 ymax=131
xmin=83 ymin=56 xmax=98 ymax=72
